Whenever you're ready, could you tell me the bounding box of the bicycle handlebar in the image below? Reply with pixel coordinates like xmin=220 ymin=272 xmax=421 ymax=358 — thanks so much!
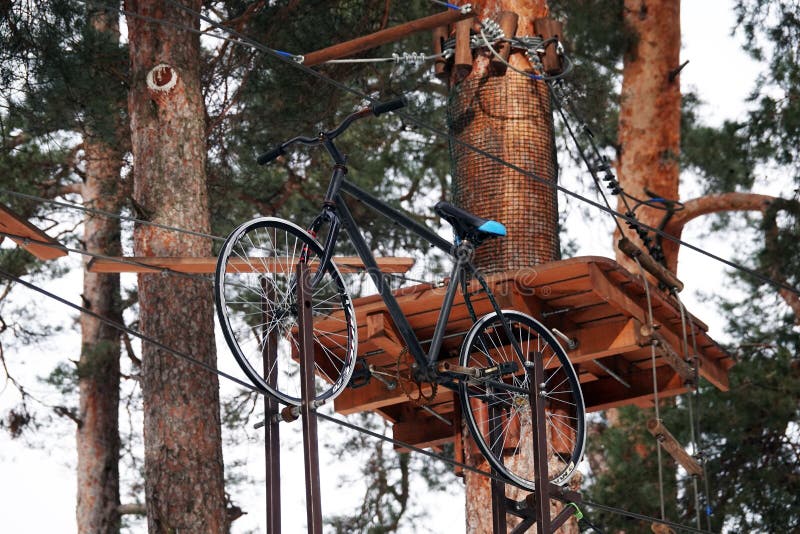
xmin=256 ymin=97 xmax=406 ymax=165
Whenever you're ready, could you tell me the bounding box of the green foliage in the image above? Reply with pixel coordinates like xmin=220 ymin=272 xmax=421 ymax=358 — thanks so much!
xmin=734 ymin=0 xmax=800 ymax=171
xmin=42 ymin=361 xmax=79 ymax=396
xmin=205 ymin=1 xmax=450 ymax=254
xmin=681 ymin=93 xmax=757 ymax=193
xmin=550 ymin=0 xmax=629 ymax=149
xmin=584 ymin=406 xmax=681 ymax=533
xmin=699 ymin=346 xmax=800 ymax=532
xmin=324 ymin=412 xmax=457 ymax=533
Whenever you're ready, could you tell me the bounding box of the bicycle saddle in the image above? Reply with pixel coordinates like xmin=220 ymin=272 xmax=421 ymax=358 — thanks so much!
xmin=434 ymin=201 xmax=507 ymax=242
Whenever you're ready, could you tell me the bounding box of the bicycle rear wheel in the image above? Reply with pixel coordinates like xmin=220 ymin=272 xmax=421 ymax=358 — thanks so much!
xmin=215 ymin=217 xmax=357 ymax=406
xmin=458 ymin=310 xmax=585 ymax=490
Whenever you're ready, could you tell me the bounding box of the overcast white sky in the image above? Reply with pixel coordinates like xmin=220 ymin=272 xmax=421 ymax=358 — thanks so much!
xmin=0 ymin=1 xmax=773 ymax=532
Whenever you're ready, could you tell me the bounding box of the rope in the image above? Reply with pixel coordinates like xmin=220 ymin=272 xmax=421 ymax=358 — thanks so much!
xmin=69 ymin=0 xmax=800 ymax=300
xmin=0 ymin=229 xmax=213 ymax=284
xmin=0 ymin=268 xmax=258 ymax=392
xmin=676 ymin=292 xmax=715 ymax=531
xmin=634 ymin=257 xmax=667 ymax=521
xmin=675 ymin=297 xmax=703 ymax=529
xmin=0 ymin=188 xmax=225 ymax=243
xmin=0 ymin=262 xmax=717 ymax=534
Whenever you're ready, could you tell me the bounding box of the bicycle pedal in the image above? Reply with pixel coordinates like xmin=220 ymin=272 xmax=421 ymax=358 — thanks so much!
xmin=480 ymin=360 xmax=519 ymax=378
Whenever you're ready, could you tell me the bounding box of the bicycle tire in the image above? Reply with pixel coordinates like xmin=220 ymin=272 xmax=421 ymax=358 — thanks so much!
xmin=215 ymin=217 xmax=357 ymax=406
xmin=458 ymin=310 xmax=585 ymax=490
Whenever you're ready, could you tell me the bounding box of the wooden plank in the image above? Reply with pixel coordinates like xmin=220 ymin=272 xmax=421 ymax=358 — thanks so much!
xmin=647 ymin=418 xmax=703 ymax=477
xmin=334 ymin=376 xmax=439 ymax=414
xmin=618 ymin=236 xmax=684 ymax=292
xmin=563 ymin=318 xmax=644 ymax=363
xmin=0 ymin=204 xmax=67 ymax=260
xmin=582 ymin=366 xmax=687 ymax=412
xmin=393 ymin=415 xmax=455 ymax=451
xmin=365 ymin=310 xmax=404 ymax=357
xmin=452 ymin=17 xmax=473 ymax=82
xmin=588 ymin=262 xmax=729 ymax=390
xmin=651 ymin=331 xmax=695 ymax=387
xmin=303 ymin=8 xmax=474 ymax=66
xmin=87 ymin=255 xmax=415 ymax=274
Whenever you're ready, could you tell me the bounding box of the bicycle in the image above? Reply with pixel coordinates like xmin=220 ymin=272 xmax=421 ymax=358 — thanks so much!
xmin=214 ymin=98 xmax=585 ymax=490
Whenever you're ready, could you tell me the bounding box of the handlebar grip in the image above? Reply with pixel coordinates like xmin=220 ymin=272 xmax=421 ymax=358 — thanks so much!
xmin=256 ymin=145 xmax=285 ymax=165
xmin=371 ymin=97 xmax=406 ymax=116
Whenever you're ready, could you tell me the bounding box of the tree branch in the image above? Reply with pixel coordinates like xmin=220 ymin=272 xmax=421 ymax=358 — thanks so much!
xmin=663 ymin=192 xmax=776 ymax=237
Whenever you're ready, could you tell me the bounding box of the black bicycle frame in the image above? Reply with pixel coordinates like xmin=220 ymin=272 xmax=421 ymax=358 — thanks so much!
xmin=296 ymin=118 xmax=520 ymax=383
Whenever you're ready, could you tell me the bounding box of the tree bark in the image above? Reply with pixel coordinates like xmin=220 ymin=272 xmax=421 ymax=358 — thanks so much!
xmin=76 ymin=8 xmax=126 ymax=533
xmin=448 ymin=2 xmax=575 ymax=532
xmin=77 ymin=135 xmax=124 ymax=534
xmin=450 ymin=0 xmax=560 ymax=277
xmin=615 ymin=0 xmax=681 ymax=273
xmin=126 ymin=1 xmax=227 ymax=532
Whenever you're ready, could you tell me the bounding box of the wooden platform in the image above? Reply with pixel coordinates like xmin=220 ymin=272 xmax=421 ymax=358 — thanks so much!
xmin=312 ymin=256 xmax=732 ymax=450
xmin=0 ymin=204 xmax=68 ymax=260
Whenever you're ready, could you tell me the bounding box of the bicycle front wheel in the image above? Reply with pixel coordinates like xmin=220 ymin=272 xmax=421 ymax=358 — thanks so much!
xmin=215 ymin=217 xmax=357 ymax=406
xmin=458 ymin=310 xmax=585 ymax=490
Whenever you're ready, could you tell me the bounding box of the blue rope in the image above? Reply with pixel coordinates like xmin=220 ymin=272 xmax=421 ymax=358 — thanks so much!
xmin=430 ymin=0 xmax=461 ymax=10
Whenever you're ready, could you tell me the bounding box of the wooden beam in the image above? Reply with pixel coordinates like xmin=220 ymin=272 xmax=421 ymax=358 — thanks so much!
xmin=302 ymin=8 xmax=474 ymax=66
xmin=361 ymin=310 xmax=404 ymax=361
xmin=651 ymin=331 xmax=695 ymax=387
xmin=87 ymin=255 xmax=415 ymax=274
xmin=588 ymin=262 xmax=729 ymax=390
xmin=563 ymin=317 xmax=643 ymax=363
xmin=393 ymin=415 xmax=455 ymax=451
xmin=0 ymin=204 xmax=67 ymax=260
xmin=489 ymin=11 xmax=518 ymax=74
xmin=334 ymin=377 xmax=441 ymax=415
xmin=581 ymin=366 xmax=686 ymax=412
xmin=647 ymin=418 xmax=703 ymax=477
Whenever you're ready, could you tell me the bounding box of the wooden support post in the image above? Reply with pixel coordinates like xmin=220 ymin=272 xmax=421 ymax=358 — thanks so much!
xmin=452 ymin=17 xmax=473 ymax=83
xmin=647 ymin=418 xmax=703 ymax=477
xmin=297 ymin=263 xmax=323 ymax=534
xmin=533 ymin=18 xmax=564 ymax=75
xmin=618 ymin=236 xmax=684 ymax=292
xmin=302 ymin=8 xmax=473 ymax=66
xmin=432 ymin=25 xmax=449 ymax=81
xmin=490 ymin=11 xmax=518 ymax=74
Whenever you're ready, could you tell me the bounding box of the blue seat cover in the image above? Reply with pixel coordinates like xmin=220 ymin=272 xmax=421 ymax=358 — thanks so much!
xmin=477 ymin=220 xmax=507 ymax=237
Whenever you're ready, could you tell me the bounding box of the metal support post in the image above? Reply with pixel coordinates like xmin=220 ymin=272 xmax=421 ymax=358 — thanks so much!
xmin=528 ymin=352 xmax=551 ymax=534
xmin=297 ymin=262 xmax=324 ymax=534
xmin=262 ymin=279 xmax=282 ymax=533
xmin=488 ymin=397 xmax=508 ymax=534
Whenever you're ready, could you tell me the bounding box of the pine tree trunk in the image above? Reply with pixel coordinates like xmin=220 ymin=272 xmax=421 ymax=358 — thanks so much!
xmin=615 ymin=0 xmax=681 ymax=272
xmin=126 ymin=1 xmax=227 ymax=532
xmin=77 ymin=138 xmax=124 ymax=534
xmin=76 ymin=9 xmax=125 ymax=533
xmin=450 ymin=1 xmax=560 ymax=276
xmin=448 ymin=2 xmax=575 ymax=532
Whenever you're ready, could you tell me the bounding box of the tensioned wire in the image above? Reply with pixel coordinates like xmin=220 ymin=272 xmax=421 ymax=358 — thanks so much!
xmin=0 ymin=6 xmax=756 ymax=528
xmin=0 ymin=263 xmax=714 ymax=534
xmin=78 ymin=0 xmax=800 ymax=299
